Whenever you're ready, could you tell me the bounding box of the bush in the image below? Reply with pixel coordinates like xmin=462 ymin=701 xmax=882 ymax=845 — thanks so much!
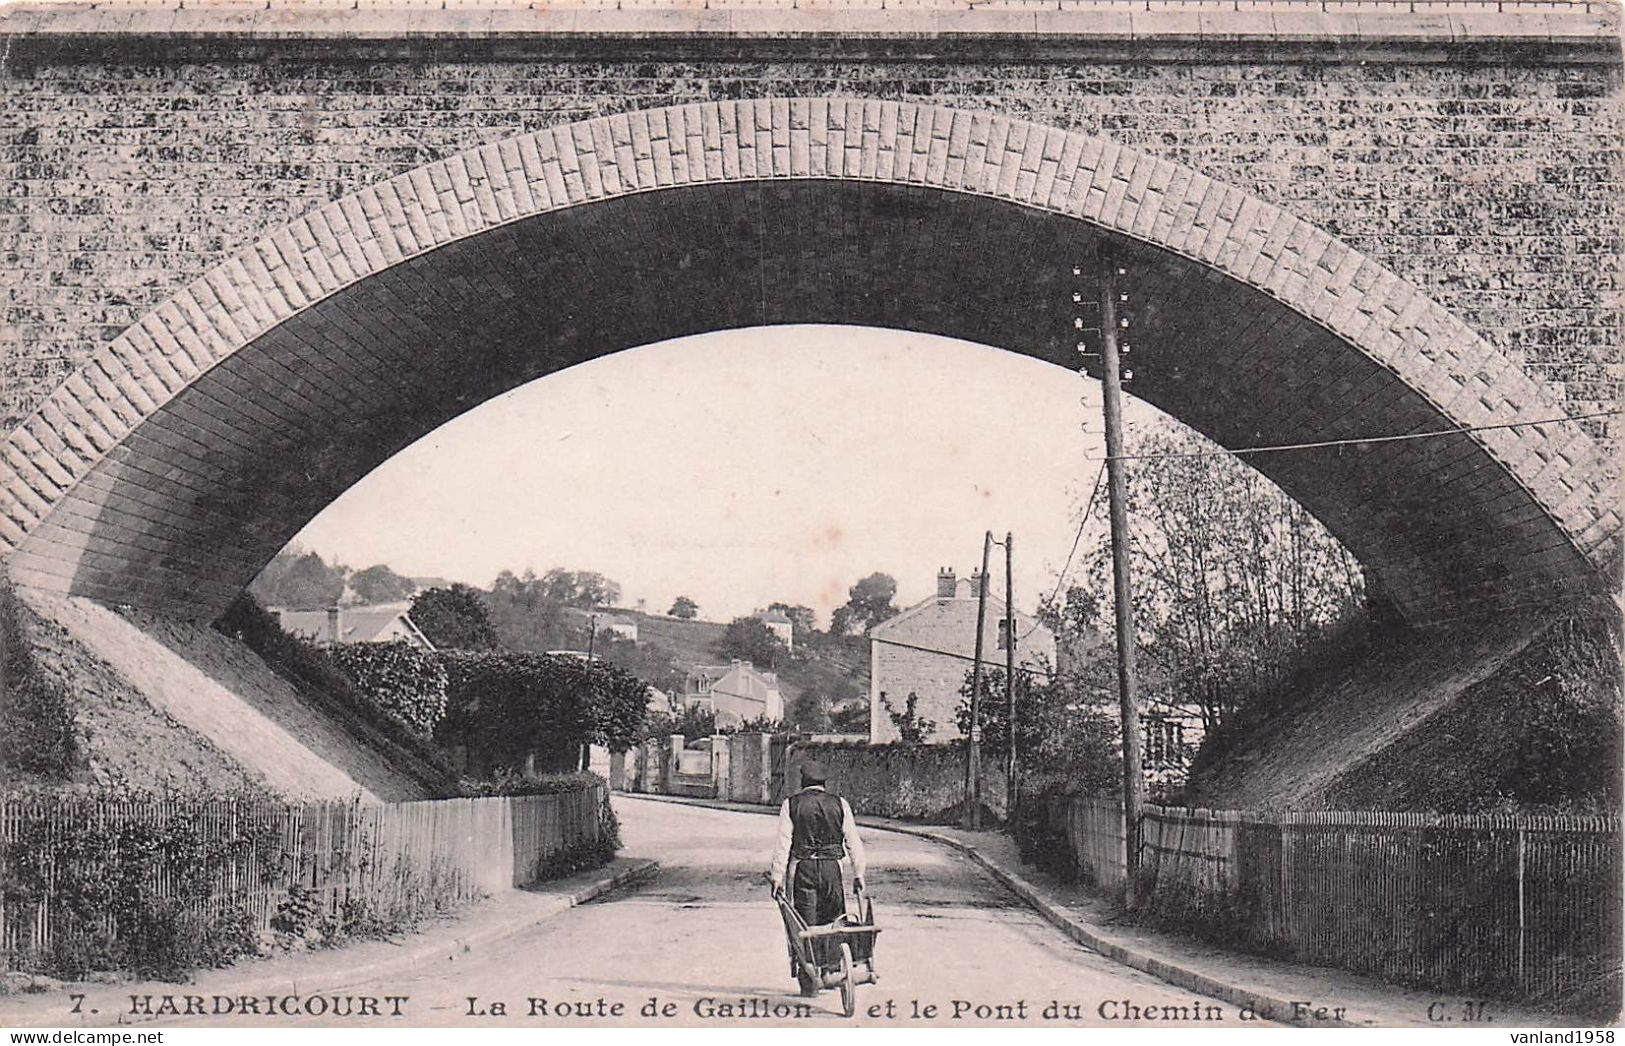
xmin=642 ymin=704 xmax=715 ymax=743
xmin=438 ymin=653 xmax=648 ymax=774
xmin=213 ymin=593 xmax=461 ymax=793
xmin=458 ymin=769 xmax=608 ymax=797
xmin=0 ymin=794 xmax=282 ymax=980
xmin=537 ymin=785 xmax=622 ymax=880
xmin=0 ymin=576 xmax=80 ymax=781
xmin=1009 ymin=770 xmax=1120 ymax=885
xmin=326 ymin=641 xmax=448 ymax=735
xmin=882 ymin=692 xmax=935 ymax=745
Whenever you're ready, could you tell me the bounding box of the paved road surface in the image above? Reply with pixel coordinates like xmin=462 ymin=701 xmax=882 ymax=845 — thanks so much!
xmin=152 ymin=798 xmax=1254 ymax=1028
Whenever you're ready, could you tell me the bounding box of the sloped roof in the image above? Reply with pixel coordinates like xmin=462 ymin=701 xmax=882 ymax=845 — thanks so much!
xmin=868 ymin=590 xmax=1053 ymax=662
xmin=275 ymin=603 xmax=434 ymax=648
xmin=709 ymin=662 xmax=781 ymax=705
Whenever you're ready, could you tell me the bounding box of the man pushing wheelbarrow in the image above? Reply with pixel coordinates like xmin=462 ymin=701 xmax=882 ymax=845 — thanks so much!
xmin=768 ymin=759 xmax=881 ymax=1015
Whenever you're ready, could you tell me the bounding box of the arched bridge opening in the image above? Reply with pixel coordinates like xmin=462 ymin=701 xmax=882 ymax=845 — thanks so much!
xmin=0 ymin=100 xmax=1614 ymax=626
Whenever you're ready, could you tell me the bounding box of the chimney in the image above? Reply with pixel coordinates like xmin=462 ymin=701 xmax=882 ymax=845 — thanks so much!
xmin=325 ymin=605 xmax=341 ymax=645
xmin=936 ymin=567 xmax=957 ymax=598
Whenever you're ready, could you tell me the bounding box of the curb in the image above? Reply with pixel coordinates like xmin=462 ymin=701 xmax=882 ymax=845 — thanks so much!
xmin=419 ymin=858 xmax=663 ymax=974
xmin=619 ymin=792 xmax=1350 ymax=1028
xmin=876 ymin=825 xmax=1357 ymax=1029
xmin=263 ymin=858 xmax=664 ymax=996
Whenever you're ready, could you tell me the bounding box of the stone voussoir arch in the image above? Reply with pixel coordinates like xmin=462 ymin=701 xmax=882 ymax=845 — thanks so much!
xmin=0 ymin=98 xmax=1615 ymax=620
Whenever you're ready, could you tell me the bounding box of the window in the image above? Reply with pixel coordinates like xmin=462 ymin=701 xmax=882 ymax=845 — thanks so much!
xmin=997 ymin=618 xmax=1011 ymax=651
xmin=1143 ymin=718 xmax=1185 ymax=770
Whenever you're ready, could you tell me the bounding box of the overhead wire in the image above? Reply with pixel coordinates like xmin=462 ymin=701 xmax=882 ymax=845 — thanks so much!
xmin=1017 ymin=459 xmax=1106 ymax=644
xmin=1086 ymin=408 xmax=1620 ymax=463
xmin=866 ymin=634 xmax=1198 ymax=720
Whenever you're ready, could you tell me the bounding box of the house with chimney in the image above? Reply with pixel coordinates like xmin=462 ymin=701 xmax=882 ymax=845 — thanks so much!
xmin=866 ymin=568 xmax=1056 ymax=744
xmin=272 ymin=602 xmax=435 ymax=651
xmin=682 ymin=660 xmax=784 ymax=728
xmin=755 ymin=608 xmax=795 ymax=651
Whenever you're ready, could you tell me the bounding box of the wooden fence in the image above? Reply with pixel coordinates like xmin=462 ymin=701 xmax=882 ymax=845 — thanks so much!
xmin=1052 ymin=796 xmax=1129 ymax=895
xmin=1047 ymin=798 xmax=1621 ymax=1007
xmin=0 ymin=786 xmax=604 ymax=969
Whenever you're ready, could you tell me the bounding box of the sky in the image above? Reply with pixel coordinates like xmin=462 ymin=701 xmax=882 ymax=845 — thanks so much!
xmin=288 ymin=325 xmax=1162 ymax=626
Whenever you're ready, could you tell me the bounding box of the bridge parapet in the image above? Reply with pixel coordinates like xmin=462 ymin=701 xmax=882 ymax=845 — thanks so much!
xmin=2 ymin=0 xmax=1618 ymax=47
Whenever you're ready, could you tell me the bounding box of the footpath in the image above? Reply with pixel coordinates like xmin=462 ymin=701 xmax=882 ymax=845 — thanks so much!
xmin=622 ymin=792 xmax=1582 ymax=1029
xmin=0 ymin=857 xmax=657 ymax=1029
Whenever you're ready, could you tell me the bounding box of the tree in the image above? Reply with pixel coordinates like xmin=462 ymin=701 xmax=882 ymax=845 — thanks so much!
xmin=594 ymin=634 xmax=684 ymax=697
xmin=669 ymin=595 xmax=699 ymax=619
xmin=829 ymin=701 xmax=870 ymax=735
xmin=349 ymin=563 xmax=418 ymax=605
xmin=411 ymin=584 xmax=499 ymax=651
xmin=734 ymin=714 xmax=783 ymax=734
xmin=642 ymin=703 xmax=717 ymax=743
xmin=491 ymin=568 xmax=542 ymax=609
xmin=767 ymin=602 xmax=818 ymax=637
xmin=714 ymin=616 xmax=788 ymax=670
xmin=882 ymin=691 xmax=935 ymax=745
xmin=833 ymin=573 xmax=899 ymax=635
xmin=1085 ymin=420 xmax=1366 ymax=731
xmin=251 ymin=549 xmax=347 ymax=609
xmin=787 ymin=690 xmax=832 ymax=732
xmin=486 ymin=569 xmax=572 ymax=651
xmin=955 ymin=666 xmax=1120 ymax=805
xmin=1037 ymin=585 xmax=1102 ymax=649
xmin=537 ymin=568 xmax=621 ymax=610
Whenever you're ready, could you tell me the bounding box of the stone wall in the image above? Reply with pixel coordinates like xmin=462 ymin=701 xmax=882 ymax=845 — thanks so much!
xmin=2 ymin=31 xmax=1618 ymax=437
xmin=786 ymin=741 xmax=1007 ymax=823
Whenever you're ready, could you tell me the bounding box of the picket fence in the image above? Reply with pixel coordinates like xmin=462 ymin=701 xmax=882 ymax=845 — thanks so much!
xmin=0 ymin=787 xmax=604 ymax=966
xmin=1047 ymin=797 xmax=1621 ymax=1006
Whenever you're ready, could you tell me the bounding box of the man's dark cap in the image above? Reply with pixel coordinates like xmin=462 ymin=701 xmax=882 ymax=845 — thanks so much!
xmin=800 ymin=759 xmax=828 ymax=786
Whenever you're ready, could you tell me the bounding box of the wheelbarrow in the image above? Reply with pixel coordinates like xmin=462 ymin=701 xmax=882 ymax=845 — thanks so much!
xmin=772 ymin=880 xmax=881 ymax=1018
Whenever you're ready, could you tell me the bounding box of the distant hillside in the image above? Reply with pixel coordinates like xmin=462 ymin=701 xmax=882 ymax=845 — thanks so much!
xmin=621 ymin=612 xmax=728 ymax=669
xmin=598 ymin=609 xmax=869 ymax=714
xmin=483 ymin=594 xmax=869 ymax=724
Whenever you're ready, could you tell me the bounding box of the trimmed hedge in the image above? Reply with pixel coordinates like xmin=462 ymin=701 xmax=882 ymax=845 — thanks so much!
xmin=438 ymin=652 xmax=648 ymax=775
xmin=327 ymin=640 xmax=448 ymax=735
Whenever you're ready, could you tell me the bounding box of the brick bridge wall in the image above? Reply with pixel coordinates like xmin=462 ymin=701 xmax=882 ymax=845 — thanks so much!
xmin=2 ymin=13 xmax=1619 ymax=437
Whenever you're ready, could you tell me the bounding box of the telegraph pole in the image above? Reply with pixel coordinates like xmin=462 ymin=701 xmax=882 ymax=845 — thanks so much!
xmin=1004 ymin=531 xmax=1017 ymax=818
xmin=964 ymin=531 xmax=993 ymax=831
xmin=1097 ymin=244 xmax=1146 ymax=905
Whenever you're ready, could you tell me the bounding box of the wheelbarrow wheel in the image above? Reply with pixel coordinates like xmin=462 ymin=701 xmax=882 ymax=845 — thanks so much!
xmin=838 ymin=942 xmax=856 ymax=1018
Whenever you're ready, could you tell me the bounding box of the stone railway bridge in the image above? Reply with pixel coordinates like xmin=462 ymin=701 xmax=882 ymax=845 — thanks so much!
xmin=0 ymin=2 xmax=1619 ymax=627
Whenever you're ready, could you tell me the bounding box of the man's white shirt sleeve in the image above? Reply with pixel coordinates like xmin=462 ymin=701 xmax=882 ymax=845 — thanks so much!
xmin=770 ymin=799 xmax=793 ymax=887
xmin=840 ymin=798 xmax=867 ymax=881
